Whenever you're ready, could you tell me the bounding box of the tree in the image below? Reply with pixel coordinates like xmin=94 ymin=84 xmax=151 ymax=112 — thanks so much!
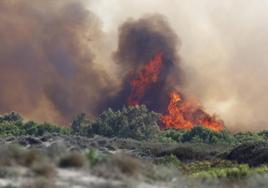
xmin=71 ymin=113 xmax=90 ymax=134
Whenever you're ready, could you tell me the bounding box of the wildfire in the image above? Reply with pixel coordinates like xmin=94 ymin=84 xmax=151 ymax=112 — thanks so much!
xmin=128 ymin=52 xmax=224 ymax=132
xmin=161 ymin=91 xmax=193 ymax=130
xmin=128 ymin=52 xmax=164 ymax=105
xmin=161 ymin=90 xmax=224 ymax=132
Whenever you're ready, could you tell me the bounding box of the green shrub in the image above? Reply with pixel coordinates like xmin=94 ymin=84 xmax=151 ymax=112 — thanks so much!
xmin=0 ymin=112 xmax=71 ymax=137
xmin=0 ymin=112 xmax=23 ymax=123
xmin=158 ymin=129 xmax=186 ymax=143
xmin=155 ymin=154 xmax=181 ymax=167
xmin=235 ymin=132 xmax=265 ymax=143
xmin=191 ymin=164 xmax=250 ymax=179
xmin=85 ymin=149 xmax=105 ymax=167
xmin=259 ymin=130 xmax=268 ymax=140
xmin=87 ymin=105 xmax=160 ymax=140
xmin=181 ymin=126 xmax=236 ymax=144
xmin=71 ymin=113 xmax=91 ymax=135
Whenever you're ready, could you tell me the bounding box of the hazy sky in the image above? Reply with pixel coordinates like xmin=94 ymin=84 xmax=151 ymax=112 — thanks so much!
xmin=88 ymin=0 xmax=268 ymax=131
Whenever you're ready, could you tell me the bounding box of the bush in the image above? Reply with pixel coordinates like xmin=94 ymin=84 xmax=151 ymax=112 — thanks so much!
xmin=0 ymin=112 xmax=71 ymax=137
xmin=158 ymin=129 xmax=186 ymax=143
xmin=31 ymin=163 xmax=56 ymax=177
xmin=0 ymin=112 xmax=23 ymax=123
xmin=87 ymin=105 xmax=160 ymax=140
xmin=191 ymin=164 xmax=250 ymax=179
xmin=71 ymin=113 xmax=90 ymax=134
xmin=0 ymin=145 xmax=45 ymax=167
xmin=85 ymin=149 xmax=105 ymax=167
xmin=235 ymin=132 xmax=265 ymax=143
xmin=155 ymin=154 xmax=181 ymax=167
xmin=181 ymin=126 xmax=236 ymax=144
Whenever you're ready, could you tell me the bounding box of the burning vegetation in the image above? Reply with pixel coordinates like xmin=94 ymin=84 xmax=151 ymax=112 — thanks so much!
xmin=127 ymin=52 xmax=224 ymax=131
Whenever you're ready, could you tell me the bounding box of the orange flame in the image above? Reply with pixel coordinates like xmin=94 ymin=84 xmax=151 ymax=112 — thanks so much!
xmin=127 ymin=52 xmax=224 ymax=132
xmin=128 ymin=52 xmax=164 ymax=105
xmin=161 ymin=90 xmax=224 ymax=132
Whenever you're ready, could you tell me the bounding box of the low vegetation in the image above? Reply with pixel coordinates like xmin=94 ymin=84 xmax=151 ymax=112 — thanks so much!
xmin=1 ymin=107 xmax=268 ymax=187
xmin=0 ymin=112 xmax=71 ymax=137
xmin=1 ymin=108 xmax=268 ymax=145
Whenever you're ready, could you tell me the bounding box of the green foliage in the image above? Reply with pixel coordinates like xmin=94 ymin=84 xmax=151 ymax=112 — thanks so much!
xmin=71 ymin=113 xmax=90 ymax=134
xmin=235 ymin=132 xmax=265 ymax=143
xmin=191 ymin=164 xmax=250 ymax=179
xmin=191 ymin=164 xmax=268 ymax=179
xmin=183 ymin=160 xmax=268 ymax=179
xmin=0 ymin=121 xmax=22 ymax=136
xmin=85 ymin=149 xmax=105 ymax=167
xmin=0 ymin=112 xmax=23 ymax=123
xmin=158 ymin=129 xmax=186 ymax=143
xmin=159 ymin=126 xmax=236 ymax=144
xmin=87 ymin=105 xmax=160 ymax=140
xmin=182 ymin=126 xmax=236 ymax=144
xmin=259 ymin=130 xmax=268 ymax=140
xmin=0 ymin=112 xmax=71 ymax=137
xmin=21 ymin=122 xmax=71 ymax=136
xmin=182 ymin=160 xmax=237 ymax=174
xmin=155 ymin=154 xmax=181 ymax=167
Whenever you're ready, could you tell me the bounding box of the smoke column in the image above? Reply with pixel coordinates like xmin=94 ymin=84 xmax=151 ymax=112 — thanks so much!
xmin=0 ymin=0 xmax=113 ymax=124
xmin=90 ymin=0 xmax=268 ymax=131
xmin=98 ymin=15 xmax=183 ymax=113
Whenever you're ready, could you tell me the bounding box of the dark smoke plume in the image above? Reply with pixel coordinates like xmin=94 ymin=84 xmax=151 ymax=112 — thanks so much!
xmin=0 ymin=0 xmax=184 ymax=124
xmin=99 ymin=15 xmax=183 ymax=113
xmin=0 ymin=0 xmax=111 ymax=123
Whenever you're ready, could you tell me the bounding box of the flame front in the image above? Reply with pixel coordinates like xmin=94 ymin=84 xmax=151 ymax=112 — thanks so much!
xmin=128 ymin=52 xmax=224 ymax=132
xmin=161 ymin=90 xmax=224 ymax=132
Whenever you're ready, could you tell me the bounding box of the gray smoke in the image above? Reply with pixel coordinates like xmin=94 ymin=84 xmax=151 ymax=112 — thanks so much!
xmin=98 ymin=15 xmax=183 ymax=113
xmin=0 ymin=0 xmax=112 ymax=123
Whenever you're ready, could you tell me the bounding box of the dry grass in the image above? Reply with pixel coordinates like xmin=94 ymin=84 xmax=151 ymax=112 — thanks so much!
xmin=22 ymin=178 xmax=55 ymax=188
xmin=31 ymin=162 xmax=56 ymax=177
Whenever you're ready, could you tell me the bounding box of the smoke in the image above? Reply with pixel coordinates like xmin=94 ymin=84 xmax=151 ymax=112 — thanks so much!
xmin=97 ymin=15 xmax=182 ymax=113
xmin=1 ymin=0 xmax=268 ymax=131
xmin=90 ymin=0 xmax=268 ymax=131
xmin=0 ymin=0 xmax=112 ymax=123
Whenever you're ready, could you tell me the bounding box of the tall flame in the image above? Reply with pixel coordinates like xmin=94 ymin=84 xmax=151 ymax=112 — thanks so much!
xmin=128 ymin=52 xmax=164 ymax=105
xmin=128 ymin=52 xmax=224 ymax=132
xmin=161 ymin=91 xmax=193 ymax=129
xmin=161 ymin=90 xmax=224 ymax=132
